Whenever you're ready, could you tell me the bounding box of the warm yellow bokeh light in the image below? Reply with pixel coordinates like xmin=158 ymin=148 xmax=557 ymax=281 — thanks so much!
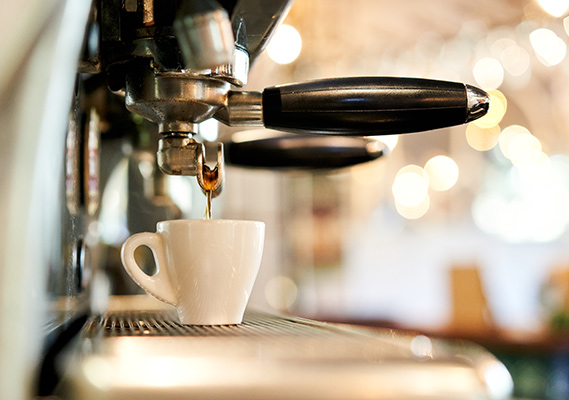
xmin=395 ymin=195 xmax=430 ymax=220
xmin=537 ymin=0 xmax=569 ymax=17
xmin=473 ymin=57 xmax=504 ymax=90
xmin=396 ymin=164 xmax=429 ymax=180
xmin=392 ymin=165 xmax=429 ymax=207
xmin=500 ymin=44 xmax=531 ymax=77
xmin=507 ymin=133 xmax=542 ymax=166
xmin=465 ymin=124 xmax=501 ymax=151
xmin=267 ymin=24 xmax=302 ymax=64
xmin=424 ymin=155 xmax=459 ymax=191
xmin=530 ymin=28 xmax=567 ymax=66
xmin=498 ymin=125 xmax=531 ymax=160
xmin=265 ymin=275 xmax=298 ymax=310
xmin=473 ymin=90 xmax=507 ymax=129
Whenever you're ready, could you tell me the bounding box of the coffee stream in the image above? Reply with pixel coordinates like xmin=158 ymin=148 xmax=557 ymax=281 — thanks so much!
xmin=205 ymin=190 xmax=212 ymax=220
xmin=201 ymin=164 xmax=219 ymax=220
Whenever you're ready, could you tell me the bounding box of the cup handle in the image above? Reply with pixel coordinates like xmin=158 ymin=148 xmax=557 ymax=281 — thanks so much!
xmin=120 ymin=232 xmax=177 ymax=306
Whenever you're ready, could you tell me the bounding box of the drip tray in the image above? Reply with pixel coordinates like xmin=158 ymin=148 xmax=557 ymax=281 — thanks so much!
xmin=58 ymin=300 xmax=512 ymax=400
xmin=85 ymin=309 xmax=351 ymax=338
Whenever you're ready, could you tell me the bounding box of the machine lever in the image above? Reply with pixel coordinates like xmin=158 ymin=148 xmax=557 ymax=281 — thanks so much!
xmin=261 ymin=77 xmax=489 ymax=135
xmin=215 ymin=77 xmax=489 ymax=135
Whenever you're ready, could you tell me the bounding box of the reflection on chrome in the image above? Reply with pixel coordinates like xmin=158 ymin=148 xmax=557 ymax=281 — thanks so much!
xmin=466 ymin=84 xmax=491 ymax=122
xmin=410 ymin=335 xmax=433 ymax=359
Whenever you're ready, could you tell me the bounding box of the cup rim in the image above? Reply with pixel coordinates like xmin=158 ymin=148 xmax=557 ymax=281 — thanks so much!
xmin=156 ymin=219 xmax=264 ymax=227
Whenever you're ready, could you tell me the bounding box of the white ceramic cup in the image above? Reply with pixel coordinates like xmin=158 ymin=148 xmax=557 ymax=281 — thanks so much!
xmin=120 ymin=219 xmax=265 ymax=325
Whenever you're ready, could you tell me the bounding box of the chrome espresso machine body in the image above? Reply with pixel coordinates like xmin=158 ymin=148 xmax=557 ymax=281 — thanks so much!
xmin=0 ymin=1 xmax=511 ymax=399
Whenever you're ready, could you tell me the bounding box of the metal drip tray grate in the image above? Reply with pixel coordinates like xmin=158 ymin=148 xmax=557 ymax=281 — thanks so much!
xmin=61 ymin=307 xmax=513 ymax=400
xmin=84 ymin=310 xmax=346 ymax=338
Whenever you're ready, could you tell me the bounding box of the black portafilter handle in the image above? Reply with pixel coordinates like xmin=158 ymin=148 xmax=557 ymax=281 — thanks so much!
xmin=261 ymin=77 xmax=490 ymax=135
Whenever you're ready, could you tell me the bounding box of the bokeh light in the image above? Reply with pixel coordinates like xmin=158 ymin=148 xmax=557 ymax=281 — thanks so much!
xmin=474 ymin=90 xmax=507 ymax=129
xmin=424 ymin=155 xmax=459 ymax=191
xmin=550 ymin=154 xmax=569 ymax=187
xmin=265 ymin=275 xmax=298 ymax=310
xmin=537 ymin=0 xmax=569 ymax=17
xmin=530 ymin=28 xmax=567 ymax=66
xmin=395 ymin=195 xmax=430 ymax=220
xmin=393 ymin=165 xmax=430 ymax=207
xmin=498 ymin=125 xmax=532 ymax=160
xmin=465 ymin=123 xmax=501 ymax=151
xmin=267 ymin=24 xmax=302 ymax=64
xmin=473 ymin=123 xmax=569 ymax=242
xmin=473 ymin=57 xmax=504 ymax=89
xmin=500 ymin=42 xmax=531 ymax=77
xmin=472 ymin=166 xmax=569 ymax=243
xmin=507 ymin=133 xmax=542 ymax=166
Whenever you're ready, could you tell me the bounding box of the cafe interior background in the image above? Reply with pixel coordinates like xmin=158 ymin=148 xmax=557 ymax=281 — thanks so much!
xmin=95 ymin=0 xmax=569 ymax=397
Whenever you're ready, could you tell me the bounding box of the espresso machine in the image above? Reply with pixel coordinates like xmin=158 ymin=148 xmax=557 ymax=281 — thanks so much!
xmin=0 ymin=0 xmax=512 ymax=399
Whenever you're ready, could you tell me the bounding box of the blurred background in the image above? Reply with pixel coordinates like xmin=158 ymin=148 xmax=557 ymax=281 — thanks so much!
xmin=229 ymin=1 xmax=569 ymax=397
xmin=217 ymin=0 xmax=569 ymax=335
xmin=98 ymin=0 xmax=569 ymax=397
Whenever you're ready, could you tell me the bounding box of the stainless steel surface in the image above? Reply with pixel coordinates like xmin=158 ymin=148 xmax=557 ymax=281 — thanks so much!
xmin=214 ymin=91 xmax=264 ymax=126
xmin=157 ymin=135 xmax=204 ymax=175
xmin=58 ymin=301 xmax=513 ymax=400
xmin=158 ymin=121 xmax=197 ymax=134
xmin=230 ymin=0 xmax=294 ymax=66
xmin=157 ymin=135 xmax=224 ymax=195
xmin=125 ymin=68 xmax=231 ymax=129
xmin=174 ymin=2 xmax=235 ymax=70
xmin=211 ymin=46 xmax=250 ymax=87
xmin=192 ymin=47 xmax=250 ymax=87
